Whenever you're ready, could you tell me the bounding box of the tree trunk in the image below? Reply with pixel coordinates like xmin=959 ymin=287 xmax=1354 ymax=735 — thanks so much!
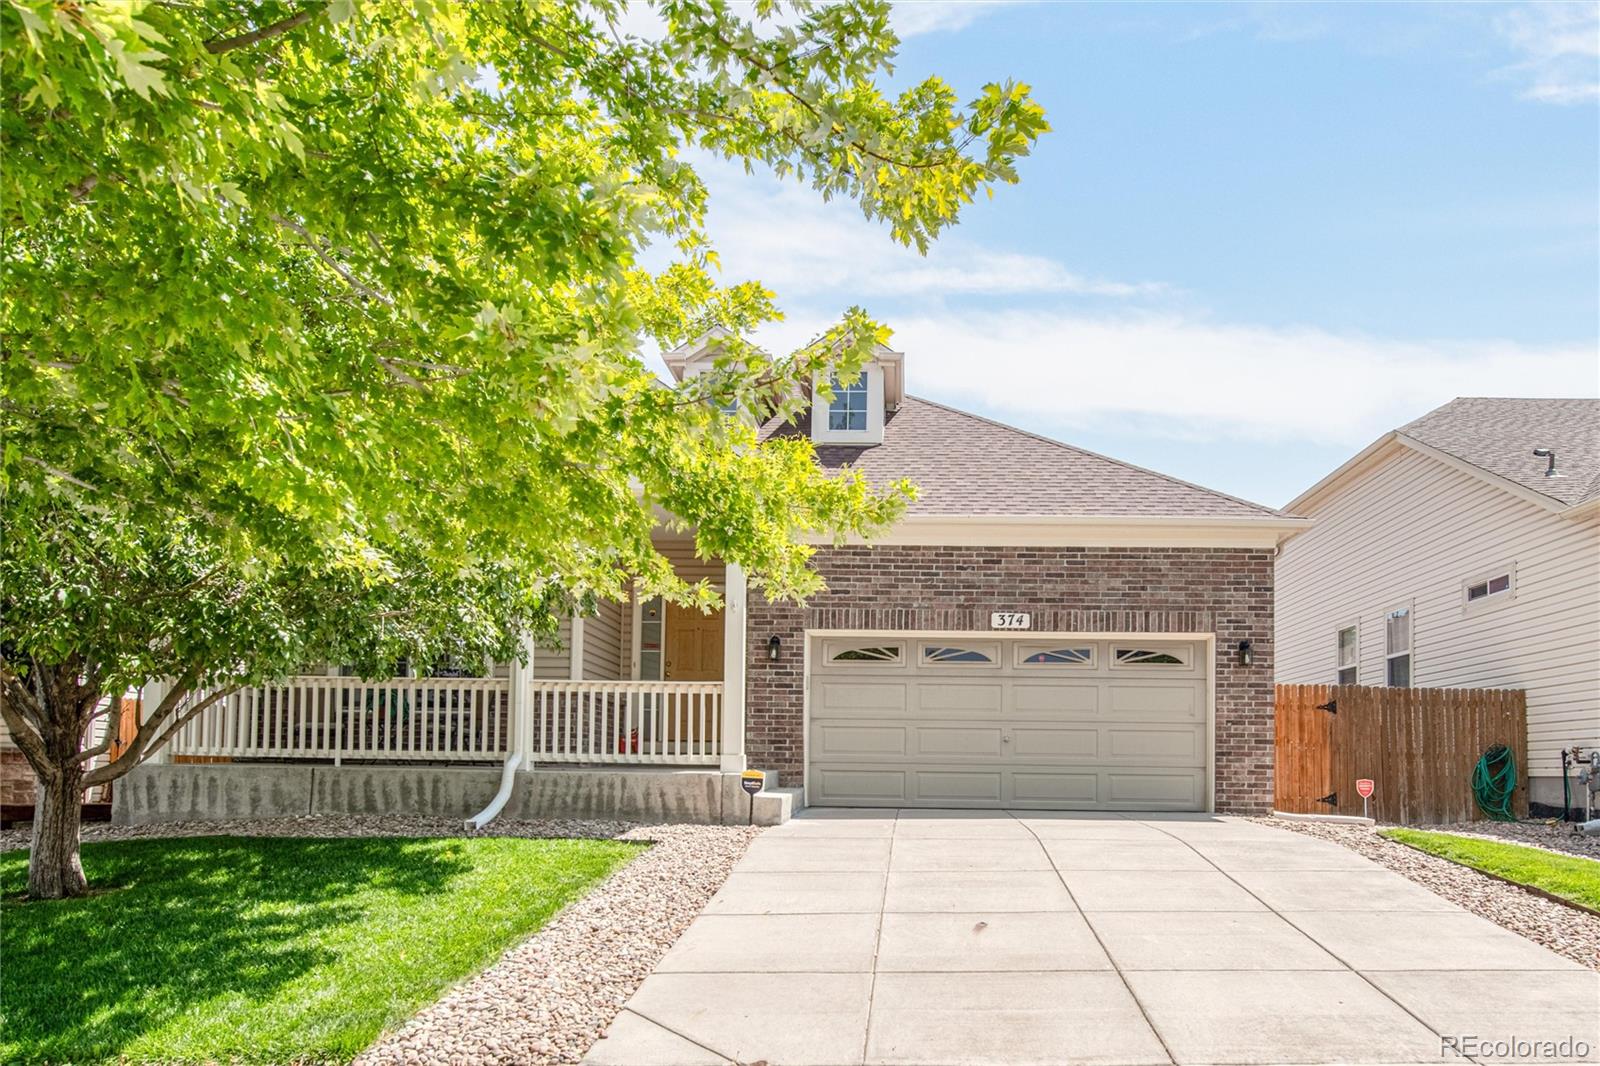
xmin=27 ymin=763 xmax=87 ymax=900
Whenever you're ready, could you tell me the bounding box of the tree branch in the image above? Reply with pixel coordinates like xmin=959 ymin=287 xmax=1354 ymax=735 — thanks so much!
xmin=84 ymin=682 xmax=236 ymax=786
xmin=204 ymin=4 xmax=326 ymax=55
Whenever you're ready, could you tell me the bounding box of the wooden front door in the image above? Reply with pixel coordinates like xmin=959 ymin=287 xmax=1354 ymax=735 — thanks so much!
xmin=664 ymin=602 xmax=723 ymax=681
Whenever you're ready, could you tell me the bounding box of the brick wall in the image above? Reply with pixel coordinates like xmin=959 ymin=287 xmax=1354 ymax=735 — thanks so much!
xmin=1 ymin=748 xmax=37 ymax=807
xmin=744 ymin=544 xmax=1275 ymax=813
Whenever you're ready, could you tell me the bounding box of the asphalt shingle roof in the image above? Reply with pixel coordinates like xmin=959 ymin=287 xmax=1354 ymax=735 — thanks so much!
xmin=1399 ymin=397 xmax=1600 ymax=508
xmin=760 ymin=395 xmax=1283 ymax=519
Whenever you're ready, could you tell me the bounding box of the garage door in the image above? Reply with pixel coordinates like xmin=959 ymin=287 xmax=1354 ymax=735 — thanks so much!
xmin=807 ymin=636 xmax=1210 ymax=810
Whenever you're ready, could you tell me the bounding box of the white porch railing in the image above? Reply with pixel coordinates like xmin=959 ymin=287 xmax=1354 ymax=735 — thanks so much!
xmin=169 ymin=677 xmax=511 ymax=762
xmin=530 ymin=681 xmax=723 ymax=766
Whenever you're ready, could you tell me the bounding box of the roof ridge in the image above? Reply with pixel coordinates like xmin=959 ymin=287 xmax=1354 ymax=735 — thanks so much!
xmin=904 ymin=395 xmax=1284 ymax=517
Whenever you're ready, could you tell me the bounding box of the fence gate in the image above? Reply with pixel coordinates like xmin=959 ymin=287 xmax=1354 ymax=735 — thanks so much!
xmin=1274 ymin=684 xmax=1528 ymax=824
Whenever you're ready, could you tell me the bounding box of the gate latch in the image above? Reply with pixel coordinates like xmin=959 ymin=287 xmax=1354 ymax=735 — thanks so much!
xmin=1315 ymin=791 xmax=1338 ymax=807
xmin=1314 ymin=699 xmax=1337 ymax=714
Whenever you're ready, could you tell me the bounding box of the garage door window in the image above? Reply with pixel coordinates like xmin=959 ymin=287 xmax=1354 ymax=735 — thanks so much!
xmin=1017 ymin=646 xmax=1095 ymax=667
xmin=1113 ymin=647 xmax=1190 ymax=667
xmin=920 ymin=644 xmax=997 ymax=665
xmin=830 ymin=644 xmax=901 ymax=663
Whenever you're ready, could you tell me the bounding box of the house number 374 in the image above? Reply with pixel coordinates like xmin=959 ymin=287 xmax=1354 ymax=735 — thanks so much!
xmin=990 ymin=611 xmax=1032 ymax=630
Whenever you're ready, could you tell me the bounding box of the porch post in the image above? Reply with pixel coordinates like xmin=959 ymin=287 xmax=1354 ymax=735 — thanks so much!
xmin=140 ymin=680 xmax=173 ymax=764
xmin=720 ymin=563 xmax=747 ymax=772
xmin=509 ymin=632 xmax=537 ymax=764
xmin=568 ymin=612 xmax=585 ymax=681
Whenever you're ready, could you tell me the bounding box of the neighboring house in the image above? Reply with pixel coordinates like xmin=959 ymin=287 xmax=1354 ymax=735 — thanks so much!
xmin=1275 ymin=397 xmax=1600 ymax=810
xmin=114 ymin=339 xmax=1305 ymax=822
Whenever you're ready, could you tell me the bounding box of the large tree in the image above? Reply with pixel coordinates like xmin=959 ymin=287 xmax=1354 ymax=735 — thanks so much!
xmin=0 ymin=0 xmax=1046 ymax=897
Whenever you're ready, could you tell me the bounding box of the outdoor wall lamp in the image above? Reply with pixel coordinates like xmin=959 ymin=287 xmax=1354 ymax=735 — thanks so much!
xmin=767 ymin=635 xmax=782 ymax=662
xmin=1237 ymin=640 xmax=1253 ymax=667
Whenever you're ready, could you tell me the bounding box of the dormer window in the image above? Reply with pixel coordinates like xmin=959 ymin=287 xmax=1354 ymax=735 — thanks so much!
xmin=811 ymin=361 xmax=889 ymax=445
xmin=827 ymin=373 xmax=869 ymax=432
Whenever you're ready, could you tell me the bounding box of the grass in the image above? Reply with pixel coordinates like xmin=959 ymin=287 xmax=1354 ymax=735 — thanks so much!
xmin=1 ymin=834 xmax=643 ymax=1064
xmin=1381 ymin=828 xmax=1600 ymax=911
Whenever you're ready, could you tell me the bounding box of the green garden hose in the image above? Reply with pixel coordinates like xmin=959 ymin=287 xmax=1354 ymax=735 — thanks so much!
xmin=1472 ymin=744 xmax=1518 ymax=821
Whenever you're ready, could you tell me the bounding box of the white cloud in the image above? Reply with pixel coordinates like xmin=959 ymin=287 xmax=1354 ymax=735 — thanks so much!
xmin=892 ymin=1 xmax=1015 ymax=39
xmin=1493 ymin=2 xmax=1599 ymax=104
xmin=603 ymin=1 xmax=1008 ymax=42
xmin=694 ymin=156 xmax=1164 ymax=300
xmin=867 ymin=310 xmax=1600 ymax=448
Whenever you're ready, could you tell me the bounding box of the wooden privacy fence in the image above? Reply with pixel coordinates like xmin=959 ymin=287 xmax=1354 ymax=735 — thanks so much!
xmin=1275 ymin=684 xmax=1528 ymax=824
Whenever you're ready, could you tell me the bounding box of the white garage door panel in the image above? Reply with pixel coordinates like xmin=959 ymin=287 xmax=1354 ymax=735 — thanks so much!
xmin=1010 ymin=726 xmax=1099 ymax=758
xmin=916 ymin=771 xmax=1003 ymax=803
xmin=809 ymin=637 xmax=1210 ymax=811
xmin=915 ymin=683 xmax=1003 ymax=715
xmin=817 ymin=724 xmax=907 ymax=757
xmin=819 ymin=682 xmax=906 ymax=712
xmin=815 ymin=768 xmax=907 ymax=802
xmin=1012 ymin=684 xmax=1099 ymax=715
xmin=916 ymin=726 xmax=1003 ymax=757
xmin=1106 ymin=684 xmax=1201 ymax=719
xmin=1106 ymin=727 xmax=1204 ymax=761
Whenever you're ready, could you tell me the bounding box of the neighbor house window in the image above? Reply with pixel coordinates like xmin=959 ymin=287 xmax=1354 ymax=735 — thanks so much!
xmin=827 ymin=372 xmax=869 ymax=431
xmin=1464 ymin=569 xmax=1513 ymax=607
xmin=1385 ymin=607 xmax=1411 ymax=687
xmin=1335 ymin=625 xmax=1358 ymax=685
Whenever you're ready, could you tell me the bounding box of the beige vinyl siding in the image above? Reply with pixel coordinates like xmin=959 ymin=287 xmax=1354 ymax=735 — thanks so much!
xmin=620 ymin=540 xmax=725 ymax=678
xmin=1277 ymin=446 xmax=1600 ymax=778
xmin=583 ymin=599 xmax=625 ymax=680
xmin=532 ymin=615 xmax=573 ymax=680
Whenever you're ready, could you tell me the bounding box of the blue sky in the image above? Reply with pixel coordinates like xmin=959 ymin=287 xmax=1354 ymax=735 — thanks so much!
xmin=650 ymin=1 xmax=1600 ymax=508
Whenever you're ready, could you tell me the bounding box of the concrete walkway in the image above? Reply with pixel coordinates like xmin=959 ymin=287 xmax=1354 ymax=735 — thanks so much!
xmin=583 ymin=810 xmax=1598 ymax=1066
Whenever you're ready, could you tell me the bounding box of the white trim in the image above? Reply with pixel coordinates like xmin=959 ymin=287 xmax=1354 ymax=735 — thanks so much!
xmin=568 ymin=613 xmax=585 ymax=681
xmin=811 ymin=363 xmax=886 ymax=445
xmin=1287 ymin=429 xmax=1580 ymax=518
xmin=1383 ymin=603 xmax=1413 ymax=687
xmin=1013 ymin=643 xmax=1097 ymax=669
xmin=1461 ymin=562 xmax=1517 ymax=615
xmin=800 ymin=629 xmax=1217 ymax=813
xmin=1334 ymin=620 xmax=1360 ymax=685
xmin=808 ymin=514 xmax=1308 ymax=549
xmin=720 ymin=563 xmax=748 ymax=772
xmin=917 ymin=639 xmax=1002 ymax=669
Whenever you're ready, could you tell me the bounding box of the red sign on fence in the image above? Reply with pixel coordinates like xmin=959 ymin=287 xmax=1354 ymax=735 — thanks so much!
xmin=1356 ymin=778 xmax=1375 ymax=799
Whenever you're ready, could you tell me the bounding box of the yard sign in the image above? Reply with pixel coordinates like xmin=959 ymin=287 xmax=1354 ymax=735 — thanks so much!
xmin=1356 ymin=777 xmax=1374 ymax=818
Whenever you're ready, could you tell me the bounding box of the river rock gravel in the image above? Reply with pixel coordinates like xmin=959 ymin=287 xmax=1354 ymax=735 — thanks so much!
xmin=1256 ymin=817 xmax=1600 ymax=971
xmin=355 ymin=821 xmax=759 ymax=1066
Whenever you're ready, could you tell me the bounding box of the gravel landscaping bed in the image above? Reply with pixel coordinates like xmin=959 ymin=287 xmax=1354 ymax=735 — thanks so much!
xmin=1415 ymin=818 xmax=1600 ymax=860
xmin=1257 ymin=817 xmax=1600 ymax=971
xmin=356 ymin=821 xmax=759 ymax=1065
xmin=3 ymin=815 xmax=760 ymax=1064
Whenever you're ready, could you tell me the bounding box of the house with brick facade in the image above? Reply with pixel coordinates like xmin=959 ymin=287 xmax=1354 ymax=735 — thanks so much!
xmin=98 ymin=339 xmax=1305 ymax=826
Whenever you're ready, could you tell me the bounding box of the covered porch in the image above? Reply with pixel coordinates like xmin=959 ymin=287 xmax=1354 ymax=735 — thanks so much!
xmin=158 ymin=539 xmax=749 ymax=773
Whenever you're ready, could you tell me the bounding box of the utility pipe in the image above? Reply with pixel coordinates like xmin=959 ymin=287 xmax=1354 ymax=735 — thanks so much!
xmin=464 ymin=752 xmax=523 ymax=831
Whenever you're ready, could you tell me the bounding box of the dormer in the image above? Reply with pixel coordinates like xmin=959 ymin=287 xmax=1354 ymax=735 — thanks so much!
xmin=811 ymin=343 xmax=903 ymax=447
xmin=662 ymin=326 xmax=737 ymax=384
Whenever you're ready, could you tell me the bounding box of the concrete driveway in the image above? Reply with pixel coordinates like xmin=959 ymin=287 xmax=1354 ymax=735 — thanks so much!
xmin=583 ymin=810 xmax=1598 ymax=1066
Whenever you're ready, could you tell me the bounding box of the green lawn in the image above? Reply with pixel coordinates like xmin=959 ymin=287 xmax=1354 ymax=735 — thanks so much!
xmin=1382 ymin=828 xmax=1600 ymax=911
xmin=1 ymin=834 xmax=643 ymax=1064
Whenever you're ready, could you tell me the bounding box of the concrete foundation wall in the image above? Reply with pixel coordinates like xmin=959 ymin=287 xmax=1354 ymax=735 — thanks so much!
xmin=116 ymin=763 xmax=315 ymax=824
xmin=113 ymin=763 xmax=795 ymax=827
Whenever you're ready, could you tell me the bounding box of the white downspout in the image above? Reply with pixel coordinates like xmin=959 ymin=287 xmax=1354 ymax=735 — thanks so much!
xmin=465 ymin=633 xmax=535 ymax=831
xmin=465 ymin=751 xmax=522 ymax=830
